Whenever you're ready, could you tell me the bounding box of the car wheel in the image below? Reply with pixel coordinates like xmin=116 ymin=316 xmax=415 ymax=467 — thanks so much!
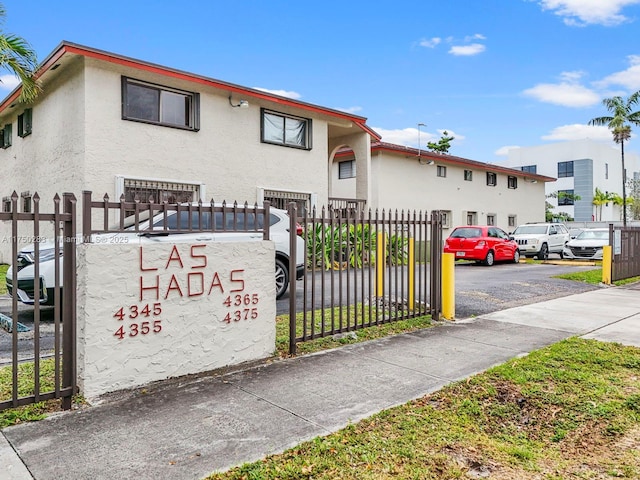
xmin=513 ymin=250 xmax=520 ymax=264
xmin=484 ymin=250 xmax=495 ymax=266
xmin=559 ymin=250 xmax=564 ymax=259
xmin=536 ymin=243 xmax=549 ymax=260
xmin=275 ymin=258 xmax=289 ymax=299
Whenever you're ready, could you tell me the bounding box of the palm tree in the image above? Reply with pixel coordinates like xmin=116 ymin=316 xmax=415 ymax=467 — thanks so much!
xmin=0 ymin=4 xmax=39 ymax=102
xmin=592 ymin=187 xmax=613 ymax=221
xmin=588 ymin=92 xmax=640 ymax=226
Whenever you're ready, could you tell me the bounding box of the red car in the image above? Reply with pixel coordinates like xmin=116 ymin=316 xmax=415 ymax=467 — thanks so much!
xmin=443 ymin=225 xmax=520 ymax=266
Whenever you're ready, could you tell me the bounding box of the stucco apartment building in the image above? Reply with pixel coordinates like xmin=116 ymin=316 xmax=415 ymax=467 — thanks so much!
xmin=506 ymin=139 xmax=640 ymax=223
xmin=332 ymin=142 xmax=553 ymax=233
xmin=0 ymin=41 xmax=553 ymax=262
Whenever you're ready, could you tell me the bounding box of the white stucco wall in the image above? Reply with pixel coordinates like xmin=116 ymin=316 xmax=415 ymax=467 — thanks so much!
xmin=76 ymin=240 xmax=276 ymax=398
xmin=333 ymin=150 xmax=546 ymax=232
xmin=82 ymin=58 xmax=331 ymax=205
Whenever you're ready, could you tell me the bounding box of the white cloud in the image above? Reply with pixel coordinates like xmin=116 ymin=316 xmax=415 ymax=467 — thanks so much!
xmin=419 ymin=37 xmax=441 ymax=48
xmin=537 ymin=0 xmax=640 ymax=26
xmin=495 ymin=145 xmax=521 ymax=156
xmin=464 ymin=33 xmax=486 ymax=42
xmin=373 ymin=127 xmax=435 ymax=147
xmin=523 ymin=81 xmax=600 ymax=107
xmin=594 ymin=54 xmax=640 ymax=91
xmin=448 ymin=43 xmax=486 ymax=56
xmin=373 ymin=127 xmax=463 ymax=148
xmin=541 ymin=124 xmax=614 ymax=141
xmin=253 ymin=87 xmax=302 ymax=100
xmin=335 ymin=106 xmax=362 ymax=114
xmin=0 ymin=74 xmax=20 ymax=91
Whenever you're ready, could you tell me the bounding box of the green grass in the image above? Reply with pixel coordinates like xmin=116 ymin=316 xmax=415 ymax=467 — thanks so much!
xmin=0 ymin=264 xmax=7 ymax=295
xmin=206 ymin=338 xmax=640 ymax=479
xmin=554 ymin=267 xmax=640 ymax=286
xmin=275 ymin=305 xmax=433 ymax=357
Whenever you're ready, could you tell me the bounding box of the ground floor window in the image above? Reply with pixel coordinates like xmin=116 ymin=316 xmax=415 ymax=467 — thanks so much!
xmin=466 ymin=211 xmax=477 ymax=225
xmin=21 ymin=191 xmax=31 ymax=213
xmin=508 ymin=215 xmax=517 ymax=228
xmin=117 ymin=176 xmax=203 ymax=217
xmin=263 ymin=189 xmax=311 ymax=216
xmin=487 ymin=214 xmax=496 ymax=226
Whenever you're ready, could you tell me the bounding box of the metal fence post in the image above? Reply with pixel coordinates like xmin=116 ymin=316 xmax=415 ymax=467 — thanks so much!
xmin=288 ymin=202 xmax=298 ymax=355
xmin=62 ymin=193 xmax=77 ymax=410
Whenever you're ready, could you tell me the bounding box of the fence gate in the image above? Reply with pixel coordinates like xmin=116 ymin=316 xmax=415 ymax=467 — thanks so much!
xmin=0 ymin=192 xmax=76 ymax=412
xmin=610 ymin=225 xmax=640 ymax=282
xmin=287 ymin=204 xmax=442 ymax=355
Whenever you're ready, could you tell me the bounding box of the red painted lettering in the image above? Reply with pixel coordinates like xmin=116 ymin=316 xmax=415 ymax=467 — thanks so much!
xmin=190 ymin=244 xmax=207 ymax=269
xmin=165 ymin=245 xmax=184 ymax=269
xmin=139 ymin=275 xmax=160 ymax=301
xmin=164 ymin=274 xmax=184 ymax=299
xmin=230 ymin=269 xmax=245 ymax=292
xmin=188 ymin=272 xmax=204 ymax=297
xmin=208 ymin=272 xmax=224 ymax=295
xmin=139 ymin=246 xmax=158 ymax=272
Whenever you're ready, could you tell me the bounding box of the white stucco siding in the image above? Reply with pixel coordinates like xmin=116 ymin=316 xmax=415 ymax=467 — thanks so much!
xmin=0 ymin=58 xmax=87 ymax=262
xmin=371 ymin=152 xmax=545 ymax=231
xmin=83 ymin=59 xmax=329 ymax=205
xmin=77 ymin=240 xmax=276 ymax=398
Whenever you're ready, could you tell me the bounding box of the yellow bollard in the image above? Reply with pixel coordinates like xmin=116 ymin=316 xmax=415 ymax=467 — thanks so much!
xmin=376 ymin=232 xmax=386 ymax=297
xmin=442 ymin=252 xmax=455 ymax=320
xmin=602 ymin=245 xmax=612 ymax=285
xmin=408 ymin=237 xmax=415 ymax=310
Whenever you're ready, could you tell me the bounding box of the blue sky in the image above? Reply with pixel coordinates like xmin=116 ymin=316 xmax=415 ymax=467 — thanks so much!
xmin=1 ymin=0 xmax=640 ymax=163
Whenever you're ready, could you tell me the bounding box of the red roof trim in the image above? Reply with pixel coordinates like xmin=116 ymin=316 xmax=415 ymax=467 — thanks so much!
xmin=0 ymin=41 xmax=380 ymax=140
xmin=336 ymin=141 xmax=556 ymax=182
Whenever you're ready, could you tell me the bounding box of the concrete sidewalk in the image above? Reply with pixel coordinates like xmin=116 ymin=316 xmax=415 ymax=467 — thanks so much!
xmin=2 ymin=284 xmax=640 ymax=480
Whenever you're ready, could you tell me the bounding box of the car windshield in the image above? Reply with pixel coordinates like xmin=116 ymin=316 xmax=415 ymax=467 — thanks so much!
xmin=450 ymin=227 xmax=482 ymax=239
xmin=577 ymin=230 xmax=608 ymax=240
xmin=513 ymin=225 xmax=547 ymax=235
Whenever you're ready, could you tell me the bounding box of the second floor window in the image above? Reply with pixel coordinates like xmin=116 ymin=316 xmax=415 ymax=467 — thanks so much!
xmin=122 ymin=77 xmax=200 ymax=130
xmin=486 ymin=172 xmax=497 ymax=186
xmin=508 ymin=176 xmax=518 ymax=189
xmin=261 ymin=109 xmax=311 ymax=149
xmin=338 ymin=160 xmax=356 ymax=179
xmin=437 ymin=165 xmax=447 ymax=178
xmin=557 ymin=189 xmax=575 ymax=206
xmin=558 ymin=161 xmax=574 ymax=178
xmin=464 ymin=170 xmax=472 ymax=181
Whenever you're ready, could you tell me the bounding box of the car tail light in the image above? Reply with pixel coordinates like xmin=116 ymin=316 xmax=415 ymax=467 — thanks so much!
xmin=477 ymin=240 xmax=486 ymax=247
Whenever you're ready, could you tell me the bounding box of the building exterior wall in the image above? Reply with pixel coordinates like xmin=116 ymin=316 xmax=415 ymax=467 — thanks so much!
xmin=332 ymin=149 xmax=547 ymax=233
xmin=506 ymin=139 xmax=640 ymax=222
xmin=83 ymin=58 xmax=330 ymax=206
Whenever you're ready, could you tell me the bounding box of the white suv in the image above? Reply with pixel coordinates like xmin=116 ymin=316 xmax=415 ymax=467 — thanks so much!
xmin=6 ymin=205 xmax=305 ymax=304
xmin=510 ymin=222 xmax=570 ymax=260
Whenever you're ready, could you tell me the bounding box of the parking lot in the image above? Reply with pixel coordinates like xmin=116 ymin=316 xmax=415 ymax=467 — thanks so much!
xmin=1 ymin=259 xmax=601 ymax=364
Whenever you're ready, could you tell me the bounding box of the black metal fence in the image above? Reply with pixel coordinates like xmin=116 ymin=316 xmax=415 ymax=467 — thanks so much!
xmin=0 ymin=192 xmax=76 ymax=412
xmin=287 ymin=204 xmax=442 ymax=354
xmin=610 ymin=225 xmax=640 ymax=282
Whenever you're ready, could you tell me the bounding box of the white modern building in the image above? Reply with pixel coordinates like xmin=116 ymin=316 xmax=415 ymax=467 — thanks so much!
xmin=506 ymin=139 xmax=640 ymax=223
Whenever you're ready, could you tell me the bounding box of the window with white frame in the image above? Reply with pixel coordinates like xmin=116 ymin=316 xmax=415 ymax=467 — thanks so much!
xmin=261 ymin=109 xmax=311 ymax=149
xmin=440 ymin=210 xmax=452 ymax=228
xmin=338 ymin=160 xmax=356 ymax=179
xmin=487 ymin=214 xmax=496 ymax=226
xmin=263 ymin=189 xmax=311 ymax=216
xmin=122 ymin=77 xmax=200 ymax=130
xmin=486 ymin=172 xmax=497 ymax=186
xmin=120 ymin=178 xmax=201 ymax=217
xmin=466 ymin=211 xmax=477 ymax=225
xmin=437 ymin=165 xmax=447 ymax=178
xmin=508 ymin=176 xmax=517 ymax=189
xmin=464 ymin=170 xmax=472 ymax=181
